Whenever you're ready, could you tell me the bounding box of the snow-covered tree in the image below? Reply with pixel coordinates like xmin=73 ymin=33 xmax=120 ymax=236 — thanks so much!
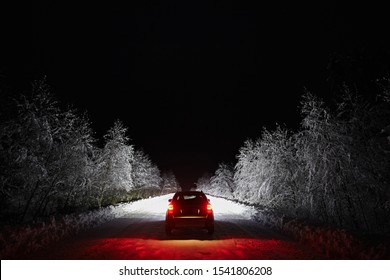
xmin=233 ymin=126 xmax=300 ymax=208
xmin=0 ymin=79 xmax=169 ymax=222
xmin=161 ymin=170 xmax=180 ymax=194
xmin=0 ymin=79 xmax=96 ymax=221
xmin=209 ymin=163 xmax=235 ymax=199
xmin=296 ymin=90 xmax=390 ymax=231
xmin=131 ymin=150 xmax=162 ymax=198
xmin=232 ymin=88 xmax=390 ymax=233
xmin=233 ymin=139 xmax=263 ymax=203
xmin=93 ymin=120 xmax=134 ymax=207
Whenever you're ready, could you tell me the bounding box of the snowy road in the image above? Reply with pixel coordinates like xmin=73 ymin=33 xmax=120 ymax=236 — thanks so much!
xmin=31 ymin=194 xmax=321 ymax=259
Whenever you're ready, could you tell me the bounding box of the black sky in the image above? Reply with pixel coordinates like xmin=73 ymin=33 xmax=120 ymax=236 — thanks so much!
xmin=2 ymin=2 xmax=390 ymax=187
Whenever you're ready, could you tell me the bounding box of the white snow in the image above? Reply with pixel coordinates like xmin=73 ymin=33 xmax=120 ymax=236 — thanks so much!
xmin=118 ymin=193 xmax=257 ymax=221
xmin=121 ymin=194 xmax=173 ymax=216
xmin=208 ymin=196 xmax=256 ymax=220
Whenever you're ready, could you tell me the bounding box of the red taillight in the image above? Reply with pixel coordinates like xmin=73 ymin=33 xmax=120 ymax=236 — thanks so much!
xmin=207 ymin=204 xmax=212 ymax=212
xmin=168 ymin=204 xmax=174 ymax=212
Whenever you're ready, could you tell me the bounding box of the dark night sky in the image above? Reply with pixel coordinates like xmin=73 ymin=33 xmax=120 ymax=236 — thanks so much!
xmin=2 ymin=2 xmax=390 ymax=187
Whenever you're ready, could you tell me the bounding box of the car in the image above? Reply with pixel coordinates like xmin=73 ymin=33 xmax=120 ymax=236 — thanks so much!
xmin=165 ymin=191 xmax=214 ymax=234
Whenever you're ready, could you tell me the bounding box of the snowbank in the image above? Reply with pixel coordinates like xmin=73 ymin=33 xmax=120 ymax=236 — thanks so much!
xmin=208 ymin=195 xmax=256 ymax=219
xmin=0 ymin=197 xmax=156 ymax=259
xmin=254 ymin=209 xmax=389 ymax=259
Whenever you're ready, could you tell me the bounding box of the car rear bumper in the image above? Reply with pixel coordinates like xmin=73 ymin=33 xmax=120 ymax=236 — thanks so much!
xmin=173 ymin=216 xmax=207 ymax=228
xmin=167 ymin=215 xmax=214 ymax=229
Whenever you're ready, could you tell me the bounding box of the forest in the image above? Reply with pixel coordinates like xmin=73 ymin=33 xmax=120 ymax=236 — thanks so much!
xmin=198 ymin=81 xmax=390 ymax=235
xmin=0 ymin=79 xmax=180 ymax=225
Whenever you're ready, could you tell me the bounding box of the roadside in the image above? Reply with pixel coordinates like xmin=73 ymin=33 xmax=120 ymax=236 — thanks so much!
xmin=252 ymin=208 xmax=390 ymax=259
xmin=2 ymin=194 xmax=387 ymax=259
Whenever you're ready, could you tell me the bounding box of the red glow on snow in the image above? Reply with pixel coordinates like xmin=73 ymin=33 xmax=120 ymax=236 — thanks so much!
xmin=54 ymin=237 xmax=313 ymax=260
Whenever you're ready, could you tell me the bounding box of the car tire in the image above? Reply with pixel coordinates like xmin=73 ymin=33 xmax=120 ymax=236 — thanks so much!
xmin=207 ymin=226 xmax=214 ymax=235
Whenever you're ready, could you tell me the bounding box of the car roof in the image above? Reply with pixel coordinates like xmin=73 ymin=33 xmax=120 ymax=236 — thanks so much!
xmin=173 ymin=191 xmax=207 ymax=197
xmin=175 ymin=191 xmax=205 ymax=195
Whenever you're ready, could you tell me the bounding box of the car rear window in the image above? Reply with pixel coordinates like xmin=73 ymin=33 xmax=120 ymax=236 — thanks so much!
xmin=175 ymin=193 xmax=206 ymax=201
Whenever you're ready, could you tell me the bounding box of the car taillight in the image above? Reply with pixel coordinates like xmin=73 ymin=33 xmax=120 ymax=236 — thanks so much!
xmin=207 ymin=204 xmax=212 ymax=212
xmin=168 ymin=204 xmax=174 ymax=213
